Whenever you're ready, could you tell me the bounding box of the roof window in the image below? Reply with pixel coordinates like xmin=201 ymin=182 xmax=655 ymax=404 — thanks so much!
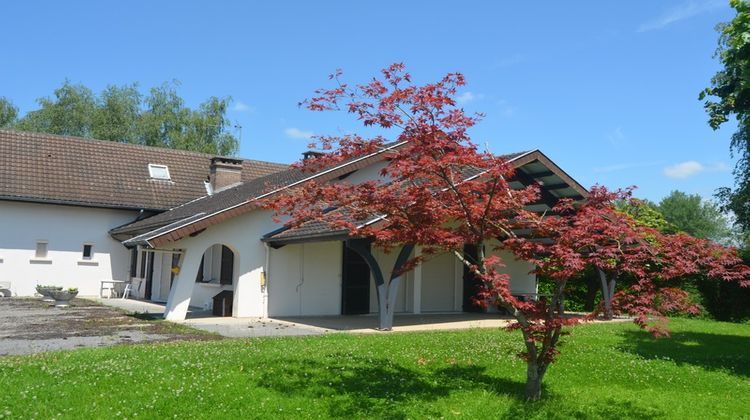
xmin=148 ymin=164 xmax=171 ymax=180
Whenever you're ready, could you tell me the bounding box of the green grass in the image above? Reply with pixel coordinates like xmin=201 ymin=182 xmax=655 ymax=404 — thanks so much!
xmin=1 ymin=319 xmax=749 ymax=419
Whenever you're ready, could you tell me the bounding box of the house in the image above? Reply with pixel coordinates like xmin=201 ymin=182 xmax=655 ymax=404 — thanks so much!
xmin=0 ymin=129 xmax=587 ymax=325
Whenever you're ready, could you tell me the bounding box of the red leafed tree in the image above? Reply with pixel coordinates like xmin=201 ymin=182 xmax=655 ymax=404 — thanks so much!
xmin=614 ymin=231 xmax=750 ymax=336
xmin=268 ymin=64 xmax=750 ymax=400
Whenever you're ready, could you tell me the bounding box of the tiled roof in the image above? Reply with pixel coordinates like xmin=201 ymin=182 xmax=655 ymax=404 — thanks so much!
xmin=0 ymin=129 xmax=288 ymax=211
xmin=119 ymin=146 xmax=589 ymax=248
xmin=261 ymin=150 xmax=590 ymax=245
xmin=117 ymin=141 xmax=409 ymax=246
xmin=112 ymin=166 xmax=309 ymax=238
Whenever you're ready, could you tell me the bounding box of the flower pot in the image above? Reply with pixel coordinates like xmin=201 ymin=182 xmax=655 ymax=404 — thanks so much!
xmin=48 ymin=290 xmax=78 ymax=307
xmin=36 ymin=286 xmax=62 ymax=302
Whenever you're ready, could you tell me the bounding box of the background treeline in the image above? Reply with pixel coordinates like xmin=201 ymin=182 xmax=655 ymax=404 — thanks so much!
xmin=0 ymin=81 xmax=238 ymax=156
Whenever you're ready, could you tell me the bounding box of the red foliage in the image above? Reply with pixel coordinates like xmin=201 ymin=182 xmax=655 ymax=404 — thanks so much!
xmin=268 ymin=64 xmax=750 ymax=398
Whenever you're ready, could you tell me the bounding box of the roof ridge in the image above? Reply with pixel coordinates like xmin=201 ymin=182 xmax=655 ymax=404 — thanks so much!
xmin=0 ymin=128 xmax=287 ymax=167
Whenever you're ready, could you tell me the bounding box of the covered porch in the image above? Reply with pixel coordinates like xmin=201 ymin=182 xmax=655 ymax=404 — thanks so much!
xmin=91 ymin=296 xmax=514 ymax=337
xmin=262 ymin=231 xmax=539 ymax=330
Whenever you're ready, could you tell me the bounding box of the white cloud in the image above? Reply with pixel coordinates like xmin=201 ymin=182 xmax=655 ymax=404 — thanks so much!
xmin=662 ymin=160 xmax=728 ymax=179
xmin=456 ymin=91 xmax=484 ymax=105
xmin=232 ymin=101 xmax=254 ymax=113
xmin=664 ymin=161 xmax=704 ymax=179
xmin=284 ymin=127 xmax=314 ymax=140
xmin=637 ymin=0 xmax=723 ymax=33
xmin=593 ymin=160 xmax=663 ymax=174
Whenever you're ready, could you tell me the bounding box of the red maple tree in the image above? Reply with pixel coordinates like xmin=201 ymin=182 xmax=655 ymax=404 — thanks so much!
xmin=269 ymin=64 xmax=750 ymax=400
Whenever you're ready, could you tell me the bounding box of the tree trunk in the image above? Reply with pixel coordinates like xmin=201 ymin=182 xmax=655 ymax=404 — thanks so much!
xmin=597 ymin=268 xmax=614 ymax=320
xmin=455 ymin=243 xmax=551 ymax=400
xmin=376 ymin=276 xmax=402 ymax=330
xmin=525 ymin=361 xmax=546 ymax=401
xmin=584 ymin=273 xmax=598 ymax=311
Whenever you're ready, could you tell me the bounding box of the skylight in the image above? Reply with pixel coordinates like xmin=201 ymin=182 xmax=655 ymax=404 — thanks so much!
xmin=148 ymin=164 xmax=171 ymax=180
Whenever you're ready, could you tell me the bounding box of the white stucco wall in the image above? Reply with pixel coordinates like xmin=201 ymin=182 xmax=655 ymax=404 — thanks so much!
xmin=163 ymin=209 xmax=282 ymax=320
xmin=421 ymin=252 xmax=460 ymax=312
xmin=488 ymin=247 xmax=537 ymax=295
xmin=267 ymin=241 xmax=342 ymax=317
xmin=337 ymin=160 xmax=390 ymax=185
xmin=0 ymin=201 xmax=137 ymax=296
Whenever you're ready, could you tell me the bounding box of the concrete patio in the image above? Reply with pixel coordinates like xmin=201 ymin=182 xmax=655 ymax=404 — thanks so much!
xmin=90 ymin=297 xmax=514 ymax=338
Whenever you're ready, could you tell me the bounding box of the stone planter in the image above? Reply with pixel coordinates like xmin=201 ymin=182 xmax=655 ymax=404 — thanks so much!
xmin=36 ymin=286 xmax=62 ymax=302
xmin=48 ymin=290 xmax=78 ymax=308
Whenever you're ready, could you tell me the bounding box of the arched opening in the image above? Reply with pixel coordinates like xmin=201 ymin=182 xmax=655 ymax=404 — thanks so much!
xmin=191 ymin=244 xmax=237 ymax=316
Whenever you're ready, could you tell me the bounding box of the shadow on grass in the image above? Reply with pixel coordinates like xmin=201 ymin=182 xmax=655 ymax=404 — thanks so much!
xmin=253 ymin=354 xmax=524 ymax=418
xmin=502 ymin=397 xmax=665 ymax=420
xmin=127 ymin=312 xmax=158 ymax=321
xmin=252 ymin=353 xmax=662 ymax=418
xmin=618 ymin=330 xmax=750 ymax=377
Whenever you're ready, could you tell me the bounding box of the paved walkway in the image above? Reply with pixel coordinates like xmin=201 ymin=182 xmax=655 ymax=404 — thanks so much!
xmin=92 ymin=298 xmax=514 ymax=338
xmin=0 ymin=298 xmax=216 ymax=356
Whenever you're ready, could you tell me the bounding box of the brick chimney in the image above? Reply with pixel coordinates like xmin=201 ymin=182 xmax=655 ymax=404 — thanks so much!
xmin=209 ymin=157 xmax=243 ymax=193
xmin=302 ymin=151 xmax=324 ymax=160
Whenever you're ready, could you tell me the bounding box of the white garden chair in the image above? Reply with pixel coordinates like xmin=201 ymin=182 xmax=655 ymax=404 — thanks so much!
xmin=122 ymin=278 xmax=142 ymax=300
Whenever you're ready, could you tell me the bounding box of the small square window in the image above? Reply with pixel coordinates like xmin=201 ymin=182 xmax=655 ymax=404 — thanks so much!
xmin=148 ymin=164 xmax=171 ymax=180
xmin=82 ymin=244 xmax=94 ymax=260
xmin=35 ymin=241 xmax=48 ymax=259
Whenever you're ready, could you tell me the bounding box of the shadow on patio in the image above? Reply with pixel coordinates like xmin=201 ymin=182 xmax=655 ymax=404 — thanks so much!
xmin=273 ymin=312 xmax=514 ymax=333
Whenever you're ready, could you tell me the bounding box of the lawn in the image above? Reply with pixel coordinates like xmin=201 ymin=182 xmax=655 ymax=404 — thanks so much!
xmin=0 ymin=318 xmax=748 ymax=419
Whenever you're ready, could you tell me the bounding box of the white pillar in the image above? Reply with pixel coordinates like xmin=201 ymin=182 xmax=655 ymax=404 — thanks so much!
xmin=453 ymin=252 xmax=463 ymax=311
xmin=152 ymin=252 xmax=163 ymax=299
xmin=164 ymin=250 xmax=199 ymax=321
xmin=413 ymin=246 xmax=422 ymax=314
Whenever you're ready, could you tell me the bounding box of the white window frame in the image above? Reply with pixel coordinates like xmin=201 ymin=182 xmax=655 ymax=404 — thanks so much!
xmin=82 ymin=243 xmax=94 ymax=260
xmin=148 ymin=164 xmax=171 ymax=180
xmin=35 ymin=240 xmax=48 ymax=259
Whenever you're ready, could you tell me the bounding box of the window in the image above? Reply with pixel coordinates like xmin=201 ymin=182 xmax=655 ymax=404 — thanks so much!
xmin=148 ymin=164 xmax=171 ymax=180
xmin=35 ymin=241 xmax=48 ymax=259
xmin=129 ymin=249 xmax=138 ymax=277
xmin=82 ymin=244 xmax=94 ymax=260
xmin=139 ymin=251 xmax=147 ymax=278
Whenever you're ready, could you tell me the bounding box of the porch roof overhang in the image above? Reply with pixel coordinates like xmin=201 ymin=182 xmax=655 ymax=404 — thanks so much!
xmin=121 ymin=148 xmax=586 ymax=249
xmin=112 ymin=141 xmax=409 ymax=248
xmin=261 ymin=150 xmax=588 ymax=248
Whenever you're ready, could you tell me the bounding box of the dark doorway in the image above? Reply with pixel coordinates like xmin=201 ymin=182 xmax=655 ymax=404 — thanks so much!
xmin=144 ymin=252 xmax=155 ymax=300
xmin=462 ymin=244 xmax=484 ymax=312
xmin=341 ymin=243 xmax=371 ymax=315
xmin=219 ymin=245 xmax=234 ymax=285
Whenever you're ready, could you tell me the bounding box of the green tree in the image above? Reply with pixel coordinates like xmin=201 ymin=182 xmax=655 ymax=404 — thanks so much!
xmin=93 ymin=84 xmax=142 ymax=144
xmin=617 ymin=198 xmax=677 ymax=233
xmin=10 ymin=80 xmax=238 ymax=155
xmin=15 ymin=81 xmax=97 ymax=137
xmin=0 ymin=97 xmax=18 ymax=127
xmin=701 ymin=0 xmax=750 ymax=233
xmin=658 ymin=191 xmax=733 ymax=243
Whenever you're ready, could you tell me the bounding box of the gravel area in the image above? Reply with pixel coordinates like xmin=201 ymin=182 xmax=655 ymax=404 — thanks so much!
xmin=0 ymin=297 xmax=218 ymax=356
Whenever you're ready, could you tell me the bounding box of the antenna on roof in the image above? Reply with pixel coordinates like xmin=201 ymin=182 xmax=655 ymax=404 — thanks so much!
xmin=234 ymin=124 xmax=243 ymax=152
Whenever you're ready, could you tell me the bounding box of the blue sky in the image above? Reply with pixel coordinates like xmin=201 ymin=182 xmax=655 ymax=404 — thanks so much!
xmin=0 ymin=1 xmax=738 ymax=202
